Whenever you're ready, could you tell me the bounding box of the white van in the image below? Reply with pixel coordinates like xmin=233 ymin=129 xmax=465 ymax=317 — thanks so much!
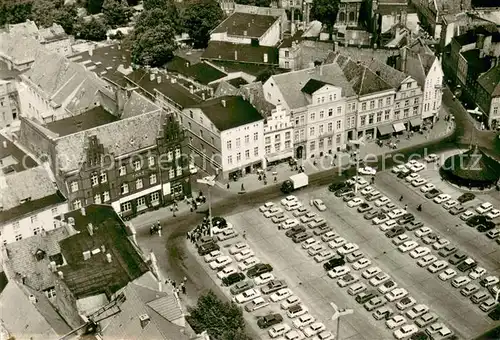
xmin=348 ymin=282 xmax=367 ymax=296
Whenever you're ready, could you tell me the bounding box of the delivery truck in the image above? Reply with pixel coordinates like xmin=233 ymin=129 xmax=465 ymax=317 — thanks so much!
xmin=281 ymin=173 xmax=309 ymax=194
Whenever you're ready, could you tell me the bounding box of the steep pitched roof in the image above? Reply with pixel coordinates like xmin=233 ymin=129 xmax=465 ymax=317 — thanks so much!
xmin=240 ymin=81 xmax=275 ymax=117
xmin=270 ymin=63 xmax=356 ymax=109
xmin=22 ymin=48 xmax=112 ymax=112
xmin=192 ymin=96 xmax=263 ymax=131
xmin=121 ymin=91 xmax=161 ymax=119
xmin=478 ymin=65 xmax=500 ymax=97
xmin=0 ymin=32 xmax=41 ymax=66
xmin=301 ymin=79 xmax=331 ymax=95
xmin=214 ymin=80 xmax=239 ymax=97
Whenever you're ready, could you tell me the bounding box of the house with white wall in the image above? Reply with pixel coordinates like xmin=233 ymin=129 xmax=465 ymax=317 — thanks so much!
xmin=264 ymin=104 xmax=294 ymax=164
xmin=181 ymin=96 xmax=265 ymax=180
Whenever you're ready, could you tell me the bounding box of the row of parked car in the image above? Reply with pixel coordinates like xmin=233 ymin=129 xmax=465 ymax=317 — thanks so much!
xmin=329 ymin=178 xmax=460 ymax=340
xmin=259 ymin=198 xmax=335 ymax=340
xmin=392 ymin=160 xmax=500 ymax=244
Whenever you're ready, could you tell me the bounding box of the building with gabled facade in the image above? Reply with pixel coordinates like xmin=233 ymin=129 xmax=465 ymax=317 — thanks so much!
xmin=476 ymin=66 xmax=500 ymax=129
xmin=263 ymin=104 xmax=294 ymax=164
xmin=180 ymin=96 xmax=265 ymax=180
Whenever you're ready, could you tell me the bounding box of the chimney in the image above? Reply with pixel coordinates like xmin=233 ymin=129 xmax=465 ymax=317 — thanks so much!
xmin=171 ymin=77 xmax=176 ymax=84
xmin=49 ymin=261 xmax=57 ymax=272
xmin=106 ymin=253 xmax=112 ymax=263
xmin=476 ymin=34 xmax=485 ymax=50
xmin=87 ymin=223 xmax=93 ymax=236
xmin=243 ymin=30 xmax=248 ymax=36
xmin=68 ymin=217 xmax=75 ymax=226
xmin=401 ymin=48 xmax=407 ymax=72
xmin=189 ymin=85 xmax=194 ymax=93
xmin=263 ymin=53 xmax=268 ymax=63
xmin=101 ymin=245 xmax=106 ymax=253
xmin=83 ymin=251 xmax=91 ymax=260
xmin=29 ymin=294 xmax=37 ymax=304
xmin=320 ymin=65 xmax=323 ymax=76
xmin=139 ymin=314 xmax=150 ymax=329
xmin=64 ymin=220 xmax=78 ymax=236
xmin=234 ymin=50 xmax=238 ymax=60
xmin=57 ymin=271 xmax=64 ymax=279
xmin=89 ymin=46 xmax=93 ymax=56
xmin=80 ymin=207 xmax=86 ymax=216
xmin=202 ymin=92 xmax=206 ymax=100
xmin=248 ymin=22 xmax=251 ymax=27
xmin=149 ymin=73 xmax=156 ymax=82
xmin=221 ymin=99 xmax=226 ymax=107
xmin=157 ymin=76 xmax=162 ymax=84
xmin=2 ymin=140 xmax=6 ymax=148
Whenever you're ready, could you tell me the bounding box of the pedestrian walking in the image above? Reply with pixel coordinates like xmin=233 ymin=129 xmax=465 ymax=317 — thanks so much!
xmin=157 ymin=225 xmax=162 ymax=237
xmin=243 ymin=231 xmax=246 ymax=240
xmin=172 ymin=281 xmax=176 ymax=288
xmin=241 ymin=183 xmax=245 ymax=191
xmin=399 ymin=195 xmax=403 ymax=201
xmin=183 ymin=276 xmax=187 ymax=283
xmin=186 ymin=232 xmax=190 ymax=240
xmin=404 ymin=204 xmax=408 ymax=210
xmin=274 ymin=176 xmax=277 ymax=183
xmin=181 ymin=285 xmax=186 ymax=294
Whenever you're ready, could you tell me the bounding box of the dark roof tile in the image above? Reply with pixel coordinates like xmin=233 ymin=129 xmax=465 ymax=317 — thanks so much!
xmin=478 ymin=65 xmax=500 ymax=97
xmin=212 ymin=12 xmax=279 ymax=38
xmin=45 ymin=106 xmax=118 ymax=137
xmin=202 ymin=41 xmax=278 ymax=65
xmin=301 ymin=79 xmax=331 ymax=95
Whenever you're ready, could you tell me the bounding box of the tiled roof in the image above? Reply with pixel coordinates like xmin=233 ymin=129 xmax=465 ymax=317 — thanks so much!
xmin=478 ymin=66 xmax=500 ymax=97
xmin=214 ymin=81 xmax=239 ymax=97
xmin=58 ymin=205 xmax=149 ymax=299
xmin=404 ymin=53 xmax=427 ymax=87
xmin=240 ymin=81 xmax=275 ymax=117
xmin=0 ymin=60 xmax=22 ymax=79
xmin=228 ymin=77 xmax=248 ymax=88
xmin=301 ymin=79 xmax=331 ymax=95
xmin=279 ymin=30 xmax=304 ymax=48
xmin=270 ymin=63 xmax=356 ymax=109
xmin=212 ymin=12 xmax=279 ymax=38
xmin=332 ymin=53 xmax=393 ymax=96
xmin=23 ymin=48 xmax=112 ymax=112
xmin=191 ymin=96 xmax=263 ymax=131
xmin=5 ymin=227 xmax=70 ymax=291
xmin=202 ymin=41 xmax=279 ymax=65
xmin=0 ymin=133 xmax=37 ymax=174
xmin=45 ymin=106 xmax=119 ymax=137
xmin=38 ymin=24 xmax=68 ymax=42
xmin=121 ymin=91 xmax=161 ymax=119
xmin=52 ymin=110 xmax=165 ymax=172
xmin=166 ymin=56 xmax=227 ymax=85
xmin=147 ymin=296 xmax=183 ymax=322
xmin=0 ymin=32 xmax=41 ymax=66
xmin=6 ymin=20 xmax=39 ymax=36
xmin=0 ymin=165 xmax=59 ymax=212
xmin=0 ymin=281 xmax=58 ymax=339
xmin=408 ymin=38 xmax=434 ymax=55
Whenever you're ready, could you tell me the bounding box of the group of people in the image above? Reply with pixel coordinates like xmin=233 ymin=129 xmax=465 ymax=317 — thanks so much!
xmin=399 ymin=195 xmax=422 ymax=211
xmin=186 ymin=216 xmax=212 ymax=243
xmin=150 ymin=221 xmax=162 ymax=236
xmin=166 ymin=277 xmax=187 ymax=295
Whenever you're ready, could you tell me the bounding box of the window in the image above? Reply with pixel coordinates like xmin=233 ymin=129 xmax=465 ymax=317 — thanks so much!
xmin=122 ymin=202 xmax=132 ymax=212
xmin=310 ymin=141 xmax=315 ymax=151
xmin=328 ymin=108 xmax=333 ymax=116
xmin=119 ymin=165 xmax=126 ymax=176
xmin=361 ymin=102 xmax=366 ymax=111
xmin=121 ymin=183 xmax=129 ymax=194
xmin=285 ymin=140 xmax=291 ymax=149
xmin=411 ymin=90 xmax=415 ymax=97
xmin=369 ymin=100 xmax=375 ymax=109
xmin=253 ymin=132 xmax=258 ymax=141
xmin=413 ymin=106 xmax=419 ymax=116
xmin=360 ymin=116 xmax=366 ymax=126
xmin=407 ymin=83 xmax=411 ymax=89
xmin=33 ymin=227 xmax=41 ymax=235
xmin=188 ymin=122 xmax=192 ymax=130
xmin=275 ymin=134 xmax=281 ymax=142
xmin=245 ymin=135 xmax=249 ymax=144
xmin=310 ymin=112 xmax=315 ymax=120
xmin=70 ymin=181 xmax=79 ymax=192
xmin=285 ymin=61 xmax=289 ymax=68
xmin=137 ymin=197 xmax=146 ymax=207
xmin=103 ymin=191 xmax=110 ymax=202
xmin=368 ymin=114 xmax=374 ymax=125
xmin=31 ymin=215 xmax=37 ymax=224
xmin=169 ymin=168 xmax=175 ymax=178
xmin=394 ymin=110 xmax=400 ymax=119
xmin=404 ymin=100 xmax=410 ymax=107
xmin=328 ymin=122 xmax=333 ymax=132
xmin=150 ymin=174 xmax=157 ymax=185
xmin=319 ymin=139 xmax=324 ymax=149
xmin=227 ymin=140 xmax=232 ymax=150
xmin=151 ymin=192 xmax=159 ymax=202
xmin=265 ymin=145 xmax=271 ymax=153
xmin=136 ymin=179 xmax=143 ymax=190
xmin=327 ymin=137 xmax=332 ymax=146
xmin=319 ymin=111 xmax=324 ymax=119
xmin=275 ymin=143 xmax=280 ymax=152
xmin=133 ymin=160 xmax=141 ymax=171
xmin=73 ymin=200 xmax=82 ymax=209
xmin=494 ymin=107 xmax=498 ymax=115
xmin=376 ymin=111 xmax=382 ymax=122
xmin=236 ymin=152 xmax=241 ymax=161
xmin=254 ymin=147 xmax=258 ymax=156
xmin=94 ymin=194 xmax=102 ymax=204
xmin=15 ymin=234 xmax=22 ymax=241
xmin=337 ymin=106 xmax=342 ymax=115
xmin=51 ymin=207 xmax=58 ymax=215
xmin=285 ymin=131 xmax=291 ymax=139
xmin=386 ymin=97 xmax=391 ymax=106
xmin=396 ymin=102 xmax=401 ymax=109
xmin=176 ymin=166 xmax=182 ymax=176
xmin=245 ymin=149 xmax=250 ymax=159
xmin=91 ymin=174 xmax=98 ymax=186
xmin=285 ymin=50 xmax=289 ymax=57
xmin=309 ymin=127 xmax=315 ymax=136
xmin=236 ymin=138 xmax=241 ymax=148
xmin=336 ymin=120 xmax=341 ymax=130
xmin=414 ymin=98 xmax=419 ymax=105
xmin=167 ymin=151 xmax=173 ymax=161
xmin=319 ymin=124 xmax=324 ymax=135
xmin=378 ymin=99 xmax=383 ymax=107
xmin=336 ymin=134 xmax=341 ymax=144
xmin=228 ymin=155 xmax=233 ymax=164
xmin=384 ymin=110 xmax=390 ymax=120
xmin=403 ymin=109 xmax=409 ymax=118
xmin=148 ymin=156 xmax=155 ymax=166
xmin=265 ymin=136 xmax=271 ymax=144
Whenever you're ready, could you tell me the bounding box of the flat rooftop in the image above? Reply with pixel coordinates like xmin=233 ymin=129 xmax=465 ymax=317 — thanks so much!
xmin=45 ymin=106 xmax=118 ymax=136
xmin=212 ymin=12 xmax=279 ymax=38
xmin=0 ymin=133 xmax=37 ymax=174
xmin=58 ymin=205 xmax=149 ymax=299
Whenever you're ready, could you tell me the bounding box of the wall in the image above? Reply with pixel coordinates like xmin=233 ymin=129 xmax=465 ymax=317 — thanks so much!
xmin=263 ymin=77 xmax=289 ymax=110
xmin=488 ymin=96 xmax=500 ymax=128
xmin=0 ymin=79 xmax=19 ymax=128
xmin=1 ymin=201 xmax=69 ymax=245
xmin=43 ymin=38 xmax=73 ymax=57
xmin=422 ymin=58 xmax=443 ymax=119
xmin=357 ymin=89 xmax=396 ymax=139
xmin=336 ymin=1 xmax=362 ymax=27
xmin=259 ymin=19 xmax=281 ymax=47
xmin=263 ymin=104 xmax=294 ymax=162
xmin=17 ymin=79 xmax=59 ymax=123
xmin=210 ymin=32 xmax=252 ymax=45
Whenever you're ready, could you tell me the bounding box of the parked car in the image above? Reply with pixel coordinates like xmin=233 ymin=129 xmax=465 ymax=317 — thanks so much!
xmin=286 ymin=304 xmax=309 ymax=318
xmin=261 ymin=280 xmax=287 ymax=294
xmin=476 ymin=202 xmax=493 ymax=214
xmin=458 ymin=192 xmax=475 ymax=203
xmin=438 ymin=268 xmax=457 ymax=281
xmin=449 ymin=252 xmax=467 ymax=265
xmin=427 ymin=260 xmax=448 ymax=273
xmin=346 ymin=250 xmax=364 ymax=263
xmin=230 ymin=280 xmax=254 ymax=295
xmin=270 ymin=288 xmax=292 ymax=302
xmin=323 ymin=255 xmax=346 ymax=270
xmin=460 ymin=210 xmax=476 ymax=220
xmin=217 ymin=228 xmax=239 ymax=241
xmin=258 ymin=313 xmax=283 ymax=329
xmin=386 ymin=315 xmax=407 ymax=329
xmin=233 ymin=289 xmax=260 ymax=305
xmin=267 ymin=323 xmax=291 ymax=337
xmin=396 ymin=297 xmax=416 ymax=311
xmin=425 ymin=189 xmax=441 ymax=199
xmin=244 ymin=297 xmax=269 ymax=312
xmin=365 ymin=296 xmax=388 ymax=311
xmin=247 ymin=263 xmax=273 ymax=278
xmin=292 ymin=314 xmax=316 ymax=329
xmin=280 ymin=295 xmax=301 ymax=310
xmin=460 ymin=283 xmax=480 ymax=297
xmin=312 ymin=199 xmax=327 ymax=211
xmin=386 ymin=226 xmax=406 ymax=238
xmin=406 ymin=304 xmax=429 ymax=319
xmin=337 ymin=273 xmax=360 ymax=287
xmin=469 ymin=267 xmax=487 ymax=280
xmin=438 ymin=245 xmax=457 ymax=257
xmin=471 ymin=290 xmax=490 ymax=304
xmin=449 ymin=205 xmax=466 ymax=215
xmin=415 ymin=312 xmax=438 ymax=328
xmin=420 ymin=183 xmax=436 ymax=193
xmin=457 ymin=258 xmax=477 ymax=272
xmin=314 ymin=250 xmax=335 ymax=262
xmin=394 ymin=324 xmax=419 ymax=340
xmin=348 ymin=282 xmax=367 ymax=296
xmin=223 ymin=273 xmax=246 ymax=286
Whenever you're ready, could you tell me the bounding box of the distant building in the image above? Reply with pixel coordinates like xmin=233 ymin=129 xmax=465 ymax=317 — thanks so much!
xmin=335 ymin=0 xmax=363 ymax=29
xmin=181 ymin=96 xmax=265 ymax=180
xmin=0 ymin=76 xmax=20 ymax=128
xmin=477 ymin=66 xmax=500 ymax=129
xmin=0 ymin=32 xmax=41 ymax=71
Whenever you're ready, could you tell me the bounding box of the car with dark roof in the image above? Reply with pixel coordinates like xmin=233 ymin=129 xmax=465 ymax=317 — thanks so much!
xmin=247 ymin=263 xmax=273 ymax=278
xmin=478 ymin=223 xmax=495 ymax=232
xmin=230 ymin=280 xmax=254 ymax=295
xmin=329 ymin=182 xmax=347 ymax=192
xmin=285 ymin=225 xmax=306 ymax=237
xmin=335 ymin=187 xmax=354 ymax=197
xmin=424 ymin=189 xmax=441 ymax=199
xmin=257 ymin=313 xmax=283 ymax=329
xmin=364 ymin=210 xmax=382 ymax=220
xmin=458 ymin=193 xmax=475 ymax=203
xmin=222 ymin=272 xmax=245 ymax=286
xmin=385 ymin=226 xmax=406 ymax=238
xmin=198 ymin=242 xmax=220 ymax=255
xmin=323 ymin=255 xmax=345 ymax=270
xmin=448 ymin=252 xmax=467 ymax=265
xmin=397 ymin=213 xmax=415 ymax=225
xmin=261 ymin=280 xmax=287 ymax=294
xmin=405 ymin=220 xmax=424 ymax=231
xmin=292 ymin=231 xmax=311 ymax=243
xmin=438 ymin=245 xmax=457 ymax=257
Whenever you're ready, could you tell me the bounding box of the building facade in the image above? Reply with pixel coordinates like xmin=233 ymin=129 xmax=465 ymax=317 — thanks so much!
xmin=477 ymin=66 xmax=500 ymax=129
xmin=263 ymin=104 xmax=294 ymax=164
xmin=0 ymin=78 xmax=19 ymax=128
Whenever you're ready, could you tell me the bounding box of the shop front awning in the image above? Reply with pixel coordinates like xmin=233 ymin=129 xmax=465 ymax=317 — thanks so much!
xmin=393 ymin=122 xmax=406 ymax=133
xmin=410 ymin=118 xmax=423 ymax=127
xmin=266 ymin=150 xmax=293 ymax=163
xmin=377 ymin=124 xmax=393 ymax=136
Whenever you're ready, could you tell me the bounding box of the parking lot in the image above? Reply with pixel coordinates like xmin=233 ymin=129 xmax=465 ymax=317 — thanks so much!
xmin=187 ymin=149 xmax=499 ymax=340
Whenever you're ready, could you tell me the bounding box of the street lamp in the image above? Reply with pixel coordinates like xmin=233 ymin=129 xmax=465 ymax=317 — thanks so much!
xmin=197 ymin=175 xmax=216 ymax=237
xmin=330 ymin=302 xmax=353 ymax=340
xmin=348 ymin=137 xmax=365 ymax=193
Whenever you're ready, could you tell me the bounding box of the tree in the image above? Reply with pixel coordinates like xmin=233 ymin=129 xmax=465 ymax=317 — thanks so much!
xmin=31 ymin=0 xmax=58 ymax=27
xmin=183 ymin=0 xmax=223 ymax=48
xmin=102 ymin=0 xmax=131 ymax=28
xmin=87 ymin=0 xmax=105 ymax=14
xmin=234 ymin=0 xmax=271 ymax=6
xmin=256 ymin=67 xmax=277 ymax=82
xmin=135 ymin=7 xmax=180 ymax=35
xmin=143 ymin=0 xmax=175 ymax=11
xmin=131 ymin=24 xmax=176 ymax=67
xmin=0 ymin=2 xmax=33 ymax=25
xmin=74 ymin=17 xmax=108 ymax=41
xmin=53 ymin=5 xmax=78 ymax=34
xmin=186 ymin=291 xmax=250 ymax=340
xmin=310 ymin=0 xmax=340 ymax=40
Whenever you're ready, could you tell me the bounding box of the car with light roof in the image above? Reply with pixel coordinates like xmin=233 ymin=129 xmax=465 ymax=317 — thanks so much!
xmin=311 ymin=330 xmax=334 ymax=340
xmin=460 ymin=210 xmax=475 ymax=220
xmin=486 ymin=209 xmax=500 ymax=219
xmin=300 ymin=212 xmax=317 ymax=224
xmin=301 ymin=237 xmax=320 ymax=249
xmin=312 ymin=199 xmax=327 ymax=211
xmin=314 ymin=250 xmax=335 ymax=262
xmin=359 ymin=166 xmax=377 ymax=175
xmin=204 ymin=250 xmax=223 ymax=263
xmin=307 ymin=217 xmax=327 ymax=229
xmin=425 ymin=154 xmax=439 ymax=163
xmin=365 ymin=296 xmax=388 ymax=311
xmin=369 ymin=272 xmax=391 ymax=286
xmin=405 ymin=173 xmax=421 ymax=183
xmin=408 ymin=161 xmax=426 ymax=172
xmin=451 ymin=276 xmax=471 ymax=288
xmin=396 ymin=296 xmax=416 ymax=311
xmin=235 ymin=249 xmax=255 ymax=262
xmin=337 ymin=273 xmax=359 ymax=287
xmin=479 ymin=298 xmax=498 ymax=312
xmin=229 ymin=242 xmax=250 ymax=255
xmin=470 ymin=290 xmax=489 ymax=304
xmin=469 ymin=267 xmax=487 ymax=280
xmin=281 ymin=195 xmax=298 ymax=206
xmin=392 ymin=164 xmax=407 ymax=173
xmin=352 ymin=258 xmax=372 ymax=270
xmin=406 ymin=304 xmax=429 ymax=319
xmin=373 ymin=214 xmax=390 ymax=225
xmin=270 ymin=288 xmax=292 ymax=302
xmin=410 ymin=246 xmax=431 ymax=259
xmin=217 ymin=266 xmax=238 ymax=279
xmin=380 ymin=219 xmax=397 ymax=232
xmin=415 ymin=312 xmax=438 ymax=328
xmin=346 ymin=250 xmax=364 ymax=263
xmin=405 ymin=220 xmax=424 ymax=231
xmin=411 ymin=178 xmax=427 ymax=187
xmin=433 ymin=194 xmax=451 ymax=204
xmin=272 ymin=214 xmax=287 ymax=224
xmin=386 ymin=288 xmax=409 ymax=302
xmin=476 ymin=202 xmax=493 ymax=214
xmin=254 ymin=272 xmax=275 ymax=286
xmin=487 ymin=229 xmax=500 ymax=239
xmin=268 ymin=323 xmax=290 ymax=337
xmin=261 ymin=280 xmax=287 ymax=295
xmin=238 ymin=257 xmax=261 ymax=271
xmin=264 ymin=207 xmax=284 ymax=218
xmin=420 ymin=183 xmax=436 ymax=193
xmin=442 ymin=200 xmax=459 ymax=210
xmin=321 ymin=231 xmax=338 ymax=242
xmin=432 ymin=238 xmax=450 ymax=250
xmin=292 ymin=314 xmax=316 ymax=329
xmin=417 ymin=255 xmax=437 ymax=267
xmin=328 ymin=265 xmax=350 ymax=279
xmin=386 ymin=315 xmax=407 ymax=329
xmin=449 ymin=205 xmax=466 ymax=215
xmin=244 ymin=296 xmax=269 ymax=312
xmin=438 ymin=268 xmax=457 ymax=281
xmin=281 ymin=219 xmax=300 ymax=230
xmin=259 ymin=202 xmax=275 ymax=212
xmin=233 ymin=288 xmax=261 ymax=304
xmin=362 ymin=266 xmax=382 ymax=279
xmin=389 ymin=209 xmax=407 ymax=219
xmin=348 ymin=282 xmax=367 ymax=295
xmin=259 ymin=313 xmax=284 ymax=330
xmin=480 ymin=275 xmax=499 ymax=287
xmin=382 ymin=203 xmax=397 ymax=213
xmin=337 ymin=242 xmax=359 ymax=255
xmin=347 ymin=197 xmax=364 ymax=208
xmin=392 ymin=234 xmax=410 ymax=246
xmin=328 ymin=237 xmax=347 ymax=249
xmin=415 ymin=226 xmax=432 ymax=238
xmin=293 ymin=207 xmax=308 ymax=217
xmin=427 ymin=260 xmax=448 ymax=273
xmin=460 ymin=283 xmax=480 ymax=297
xmin=280 ymin=295 xmax=301 ymax=310
xmin=375 ymin=196 xmax=391 ymax=207
xmin=398 ymin=240 xmax=419 ymax=252
xmin=307 ymin=244 xmax=325 ymax=256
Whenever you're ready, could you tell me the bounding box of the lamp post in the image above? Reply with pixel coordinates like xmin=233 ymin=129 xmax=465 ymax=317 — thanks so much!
xmin=330 ymin=302 xmax=354 ymax=340
xmin=348 ymin=137 xmax=365 ymax=193
xmin=196 ymin=175 xmax=216 ymax=237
